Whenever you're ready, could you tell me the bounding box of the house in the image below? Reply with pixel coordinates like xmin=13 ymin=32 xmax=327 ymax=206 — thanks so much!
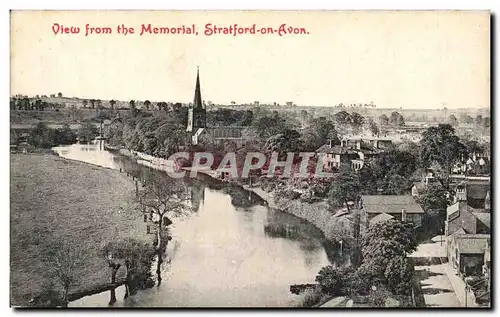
xmin=359 ymin=195 xmax=425 ymax=228
xmin=411 ymin=169 xmax=443 ymax=196
xmin=445 ymin=202 xmax=490 ymax=236
xmin=448 ymin=234 xmax=490 ymax=277
xmin=315 ymin=137 xmax=389 ymax=171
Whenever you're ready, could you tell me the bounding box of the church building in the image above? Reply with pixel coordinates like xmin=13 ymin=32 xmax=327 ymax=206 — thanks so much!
xmin=186 ymin=68 xmax=245 ymax=146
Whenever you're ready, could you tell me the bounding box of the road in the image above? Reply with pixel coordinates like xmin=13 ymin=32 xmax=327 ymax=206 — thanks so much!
xmin=415 ymin=263 xmax=462 ymax=307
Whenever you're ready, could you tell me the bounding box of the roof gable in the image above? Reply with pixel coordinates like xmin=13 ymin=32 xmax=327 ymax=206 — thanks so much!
xmin=472 ymin=212 xmax=491 ymax=228
xmin=369 ymin=212 xmax=394 ymax=225
xmin=457 ymin=236 xmax=489 ymax=254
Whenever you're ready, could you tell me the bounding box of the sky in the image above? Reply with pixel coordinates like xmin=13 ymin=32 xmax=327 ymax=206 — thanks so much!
xmin=10 ymin=11 xmax=490 ymax=109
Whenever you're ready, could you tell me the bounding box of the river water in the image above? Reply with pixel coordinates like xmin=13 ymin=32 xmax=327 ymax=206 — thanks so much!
xmin=52 ymin=142 xmax=348 ymax=307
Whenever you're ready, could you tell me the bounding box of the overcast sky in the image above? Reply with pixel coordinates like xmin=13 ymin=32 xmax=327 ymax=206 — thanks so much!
xmin=10 ymin=11 xmax=490 ymax=108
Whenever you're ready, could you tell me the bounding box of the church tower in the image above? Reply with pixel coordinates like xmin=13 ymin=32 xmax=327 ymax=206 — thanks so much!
xmin=186 ymin=67 xmax=206 ymax=132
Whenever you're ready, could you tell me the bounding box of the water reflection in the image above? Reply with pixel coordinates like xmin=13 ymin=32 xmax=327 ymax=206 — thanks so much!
xmin=54 ymin=143 xmax=343 ymax=307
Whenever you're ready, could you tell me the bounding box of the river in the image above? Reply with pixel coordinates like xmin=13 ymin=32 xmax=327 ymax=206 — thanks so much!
xmin=52 ymin=141 xmax=348 ymax=307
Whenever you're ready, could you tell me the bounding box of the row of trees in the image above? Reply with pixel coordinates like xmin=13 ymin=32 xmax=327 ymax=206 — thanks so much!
xmin=448 ymin=114 xmax=491 ymax=129
xmin=10 ymin=97 xmax=64 ymax=111
xmin=39 ymin=169 xmax=190 ymax=307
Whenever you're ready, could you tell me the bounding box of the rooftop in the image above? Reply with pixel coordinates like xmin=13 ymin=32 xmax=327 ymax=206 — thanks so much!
xmin=369 ymin=212 xmax=394 ymax=225
xmin=456 ymin=234 xmax=490 ymax=254
xmin=361 ymin=195 xmax=424 ymax=214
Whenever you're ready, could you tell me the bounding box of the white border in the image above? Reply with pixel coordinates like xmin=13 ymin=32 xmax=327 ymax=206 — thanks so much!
xmin=2 ymin=1 xmax=498 ymax=317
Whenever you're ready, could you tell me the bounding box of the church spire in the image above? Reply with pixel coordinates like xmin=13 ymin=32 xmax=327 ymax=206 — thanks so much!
xmin=193 ymin=66 xmax=203 ymax=109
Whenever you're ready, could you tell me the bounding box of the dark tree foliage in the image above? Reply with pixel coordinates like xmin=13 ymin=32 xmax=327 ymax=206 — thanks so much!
xmin=389 ymin=111 xmax=405 ymax=126
xmin=420 ymin=124 xmax=466 ymax=189
xmin=328 ymin=164 xmax=361 ymax=212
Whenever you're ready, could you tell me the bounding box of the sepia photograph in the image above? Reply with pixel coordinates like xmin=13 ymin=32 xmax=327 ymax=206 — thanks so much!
xmin=9 ymin=10 xmax=491 ymax=308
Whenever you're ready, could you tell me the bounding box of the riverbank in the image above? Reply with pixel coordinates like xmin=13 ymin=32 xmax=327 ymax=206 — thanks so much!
xmin=10 ymin=153 xmax=150 ymax=306
xmin=242 ymin=185 xmax=353 ymax=244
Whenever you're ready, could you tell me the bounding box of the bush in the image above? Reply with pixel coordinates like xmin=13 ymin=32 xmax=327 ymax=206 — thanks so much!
xmin=299 ymin=286 xmax=323 ymax=307
xmin=315 ymin=265 xmax=354 ymax=296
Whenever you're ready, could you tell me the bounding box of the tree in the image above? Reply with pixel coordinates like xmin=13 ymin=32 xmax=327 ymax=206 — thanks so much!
xmin=54 ymin=124 xmax=76 ymax=145
xmin=360 ymin=220 xmax=418 ymax=290
xmin=103 ymin=238 xmax=155 ymax=302
xmin=144 ymin=100 xmax=151 ymax=111
xmin=334 ymin=110 xmax=351 ymax=126
xmin=384 ymin=256 xmax=414 ymax=296
xmin=109 ymin=99 xmax=116 ymax=110
xmin=448 ymin=114 xmax=458 ymax=127
xmin=369 ymin=285 xmax=391 ymax=307
xmin=29 ymin=122 xmax=56 ymax=148
xmin=57 ymin=92 xmax=63 ymax=98
xmin=89 ymin=99 xmax=96 ymax=109
xmin=78 ymin=122 xmax=98 ymax=143
xmin=264 ymin=129 xmax=303 ymax=157
xmin=368 ymin=118 xmax=379 ymax=136
xmin=475 ymin=114 xmax=483 ymax=126
xmin=328 ymin=164 xmax=361 ymax=212
xmin=482 ymin=116 xmax=490 ymax=129
xmin=44 ymin=240 xmax=87 ymax=307
xmin=420 ymin=124 xmax=466 ymax=189
xmin=315 ymin=266 xmax=354 ymax=296
xmin=383 ymin=174 xmax=411 ymax=195
xmin=156 ymin=101 xmax=168 ymax=111
xmin=362 ymin=219 xmax=418 ymax=261
xmin=459 ymin=113 xmax=473 ymax=124
xmin=378 ymin=114 xmax=389 ymax=126
xmin=82 ymin=100 xmax=88 ymax=108
xmin=138 ymin=174 xmax=190 ymax=286
xmin=371 ymin=149 xmax=417 ymax=194
xmin=390 ymin=111 xmax=405 ymax=126
xmin=129 ymin=100 xmax=137 ymax=116
xmin=350 ymin=112 xmax=365 ymax=134
xmin=417 ymin=183 xmax=450 ymax=227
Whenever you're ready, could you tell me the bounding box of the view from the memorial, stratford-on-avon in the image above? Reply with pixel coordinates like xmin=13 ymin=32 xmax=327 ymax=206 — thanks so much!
xmin=10 ymin=12 xmax=491 ymax=309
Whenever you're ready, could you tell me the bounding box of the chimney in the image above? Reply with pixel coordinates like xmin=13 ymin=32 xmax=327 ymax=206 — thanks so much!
xmin=401 ymin=209 xmax=407 ymax=222
xmin=356 ymin=140 xmax=361 ymax=150
xmin=329 ymin=139 xmax=333 ymax=147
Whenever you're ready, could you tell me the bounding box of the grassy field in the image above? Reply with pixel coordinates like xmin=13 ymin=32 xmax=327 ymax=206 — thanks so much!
xmin=10 ymin=154 xmax=150 ymax=306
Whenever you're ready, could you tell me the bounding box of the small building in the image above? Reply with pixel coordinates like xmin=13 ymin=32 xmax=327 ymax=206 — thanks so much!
xmin=448 ymin=234 xmax=490 ymax=277
xmin=445 ymin=202 xmax=490 ymax=237
xmin=359 ymin=195 xmax=425 ymax=228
